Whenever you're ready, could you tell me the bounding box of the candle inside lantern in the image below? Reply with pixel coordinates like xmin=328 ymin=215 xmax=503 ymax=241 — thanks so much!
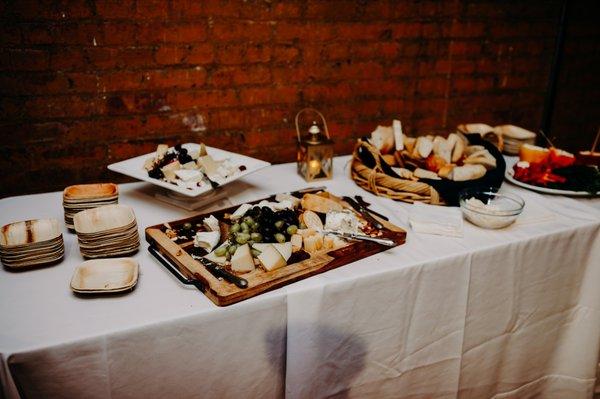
xmin=308 ymin=159 xmax=321 ymax=176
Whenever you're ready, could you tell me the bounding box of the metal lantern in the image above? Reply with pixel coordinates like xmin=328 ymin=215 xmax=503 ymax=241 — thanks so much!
xmin=295 ymin=108 xmax=334 ymax=181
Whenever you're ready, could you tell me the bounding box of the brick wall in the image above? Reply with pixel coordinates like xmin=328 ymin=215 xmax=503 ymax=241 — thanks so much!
xmin=1 ymin=0 xmax=598 ymax=197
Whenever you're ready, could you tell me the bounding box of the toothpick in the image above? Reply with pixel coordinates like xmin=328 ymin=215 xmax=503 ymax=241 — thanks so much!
xmin=538 ymin=129 xmax=555 ymax=148
xmin=591 ymin=127 xmax=600 ymax=153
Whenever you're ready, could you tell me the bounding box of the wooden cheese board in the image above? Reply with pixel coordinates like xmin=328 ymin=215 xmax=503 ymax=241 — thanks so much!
xmin=145 ymin=189 xmax=406 ymax=306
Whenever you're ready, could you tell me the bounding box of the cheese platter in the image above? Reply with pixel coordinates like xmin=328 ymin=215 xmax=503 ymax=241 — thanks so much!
xmin=145 ymin=188 xmax=406 ymax=306
xmin=108 ymin=143 xmax=271 ymax=197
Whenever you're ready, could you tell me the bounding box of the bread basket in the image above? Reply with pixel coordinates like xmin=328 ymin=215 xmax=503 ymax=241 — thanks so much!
xmin=351 ymin=134 xmax=506 ymax=206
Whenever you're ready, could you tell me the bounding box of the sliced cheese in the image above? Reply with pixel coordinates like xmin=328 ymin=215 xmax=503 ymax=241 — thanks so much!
xmin=290 ymin=234 xmax=303 ymax=252
xmin=273 ymin=200 xmax=294 ymax=211
xmin=230 ymin=203 xmax=252 ymax=220
xmin=296 ymin=228 xmax=316 ymax=237
xmin=272 ymin=242 xmax=292 ymax=261
xmin=204 ymin=242 xmax=228 ymax=264
xmin=143 ymin=157 xmax=155 ymax=171
xmin=303 ymin=234 xmax=323 ymax=253
xmin=251 ymin=243 xmax=271 ymax=253
xmin=174 ymin=169 xmax=203 ymax=182
xmin=156 ymin=144 xmax=168 ymax=159
xmin=274 ymin=193 xmax=301 ymax=208
xmin=231 ymin=244 xmax=255 ymax=273
xmin=202 ymin=215 xmax=219 ymax=232
xmin=324 ymin=210 xmax=359 ymax=234
xmin=257 ymin=244 xmax=287 ymax=272
xmin=193 ymin=231 xmax=220 ymax=252
xmin=197 ymin=155 xmax=220 ymax=178
xmin=323 ymin=235 xmax=334 ymax=250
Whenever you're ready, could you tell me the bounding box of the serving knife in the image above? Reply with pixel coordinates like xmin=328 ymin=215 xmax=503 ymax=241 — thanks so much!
xmin=195 ymin=256 xmax=248 ymax=289
xmin=354 ymin=195 xmax=389 ymax=221
xmin=342 ymin=196 xmax=385 ymax=230
xmin=323 ymin=230 xmax=395 ymax=246
xmin=289 ymin=186 xmax=328 ymax=197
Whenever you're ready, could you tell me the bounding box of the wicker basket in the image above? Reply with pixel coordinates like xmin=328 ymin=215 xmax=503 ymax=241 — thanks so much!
xmin=350 ymin=136 xmax=506 ymax=206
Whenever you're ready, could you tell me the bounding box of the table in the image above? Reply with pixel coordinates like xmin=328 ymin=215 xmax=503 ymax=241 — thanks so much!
xmin=1 ymin=156 xmax=599 ymax=398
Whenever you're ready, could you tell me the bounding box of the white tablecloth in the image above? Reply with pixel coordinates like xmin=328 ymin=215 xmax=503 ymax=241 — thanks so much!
xmin=1 ymin=156 xmax=599 ymax=398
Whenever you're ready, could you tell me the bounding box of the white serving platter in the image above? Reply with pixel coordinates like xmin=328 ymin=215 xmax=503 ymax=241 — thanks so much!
xmin=108 ymin=143 xmax=271 ymax=197
xmin=70 ymin=258 xmax=139 ymax=294
xmin=505 ymin=168 xmax=597 ymax=197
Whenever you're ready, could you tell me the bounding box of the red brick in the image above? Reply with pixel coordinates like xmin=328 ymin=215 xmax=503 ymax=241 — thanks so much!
xmin=8 ymin=0 xmax=93 ymax=21
xmin=336 ymin=61 xmax=384 ymax=80
xmin=336 ymin=23 xmax=392 ymax=40
xmin=392 ymin=23 xmax=423 ymax=39
xmin=0 ymin=49 xmax=49 ymax=71
xmin=272 ymin=45 xmax=300 ymax=63
xmin=187 ymin=43 xmax=215 ymax=64
xmin=211 ymin=21 xmax=272 ymax=42
xmin=135 ymin=0 xmax=169 ymax=19
xmin=168 ymin=0 xmax=204 ymax=20
xmin=170 ymin=89 xmax=239 ymax=109
xmin=209 ymin=64 xmax=271 ymax=87
xmin=274 ymin=23 xmax=337 ymax=42
xmin=448 ymin=22 xmax=486 ymax=38
xmin=417 ymin=77 xmax=449 ymax=95
xmin=137 ymin=22 xmax=208 ymax=45
xmin=271 ymin=2 xmax=303 ymax=19
xmin=302 ymin=83 xmax=354 ymax=102
xmin=95 ymin=0 xmax=135 ymax=19
xmin=239 ymin=87 xmax=298 ymax=105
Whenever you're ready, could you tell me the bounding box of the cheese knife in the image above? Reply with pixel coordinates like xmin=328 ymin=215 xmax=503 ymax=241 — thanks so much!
xmin=323 ymin=230 xmax=395 ymax=246
xmin=342 ymin=196 xmax=385 ymax=230
xmin=196 ymin=257 xmax=248 ymax=289
xmin=353 ymin=195 xmax=389 ymax=221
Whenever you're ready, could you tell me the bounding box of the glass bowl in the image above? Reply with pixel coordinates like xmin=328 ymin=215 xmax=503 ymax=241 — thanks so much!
xmin=458 ymin=187 xmax=525 ymax=229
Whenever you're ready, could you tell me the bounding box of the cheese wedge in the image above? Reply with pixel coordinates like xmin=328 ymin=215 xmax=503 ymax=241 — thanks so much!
xmin=231 ymin=244 xmax=255 ymax=273
xmin=290 ymin=234 xmax=303 ymax=252
xmin=273 ymin=242 xmax=292 ymax=261
xmin=193 ymin=231 xmax=220 ymax=252
xmin=303 ymin=234 xmax=323 ymax=253
xmin=257 ymin=244 xmax=287 ymax=271
xmin=202 ymin=215 xmax=219 ymax=232
xmin=204 ymin=243 xmax=228 ymax=264
xmin=197 ymin=155 xmax=220 ymax=178
xmin=156 ymin=144 xmax=168 ymax=159
xmin=230 ymin=203 xmax=252 ymax=220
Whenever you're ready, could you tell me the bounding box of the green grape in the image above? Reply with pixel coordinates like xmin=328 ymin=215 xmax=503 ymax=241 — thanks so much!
xmin=250 ymin=232 xmax=263 ymax=242
xmin=286 ymin=225 xmax=298 ymax=235
xmin=230 ymin=223 xmax=241 ymax=233
xmin=235 ymin=233 xmax=250 ymax=245
xmin=274 ymin=220 xmax=284 ymax=230
xmin=228 ymin=244 xmax=238 ymax=255
xmin=274 ymin=233 xmax=286 ymax=243
xmin=243 ymin=216 xmax=254 ymax=225
xmin=251 ymin=249 xmax=261 ymax=257
xmin=299 ymin=222 xmax=307 ymax=229
xmin=240 ymin=222 xmax=250 ymax=233
xmin=214 ymin=246 xmax=228 ymax=257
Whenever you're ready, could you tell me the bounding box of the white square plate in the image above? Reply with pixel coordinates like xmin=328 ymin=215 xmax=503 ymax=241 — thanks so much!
xmin=70 ymin=258 xmax=139 ymax=294
xmin=108 ymin=143 xmax=271 ymax=197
